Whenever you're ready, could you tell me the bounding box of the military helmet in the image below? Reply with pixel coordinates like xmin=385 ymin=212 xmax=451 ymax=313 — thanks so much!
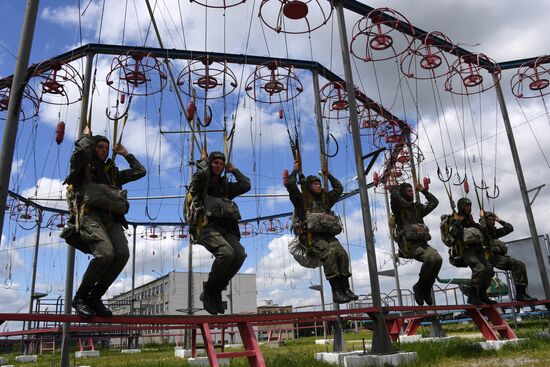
xmin=208 ymin=151 xmax=226 ymax=163
xmin=398 ymin=182 xmax=412 ymax=197
xmin=483 ymin=211 xmax=496 ymax=218
xmin=93 ymin=135 xmax=110 ymax=146
xmin=456 ymin=197 xmax=472 ymax=214
xmin=304 ymin=175 xmax=321 ymax=187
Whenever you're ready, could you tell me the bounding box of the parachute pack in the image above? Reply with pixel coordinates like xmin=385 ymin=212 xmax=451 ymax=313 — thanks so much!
xmin=440 ymin=214 xmax=455 ymax=247
xmin=440 ymin=214 xmax=469 ymax=267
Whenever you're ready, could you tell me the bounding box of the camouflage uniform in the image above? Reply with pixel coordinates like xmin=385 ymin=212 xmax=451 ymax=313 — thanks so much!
xmin=285 ymin=170 xmax=356 ymax=303
xmin=64 ymin=134 xmax=146 ymax=316
xmin=449 ymin=198 xmax=494 ymax=304
xmin=189 ymin=153 xmax=250 ymax=314
xmin=480 ymin=213 xmax=535 ymax=301
xmin=390 ymin=183 xmax=442 ymax=305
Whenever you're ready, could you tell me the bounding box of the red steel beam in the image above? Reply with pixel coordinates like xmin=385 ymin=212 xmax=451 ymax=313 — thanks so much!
xmin=0 ymin=300 xmax=545 ymax=331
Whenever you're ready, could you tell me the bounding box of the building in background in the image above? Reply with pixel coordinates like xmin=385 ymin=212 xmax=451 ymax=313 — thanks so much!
xmin=109 ymin=271 xmax=257 ymax=346
xmin=257 ymin=301 xmax=294 ymax=341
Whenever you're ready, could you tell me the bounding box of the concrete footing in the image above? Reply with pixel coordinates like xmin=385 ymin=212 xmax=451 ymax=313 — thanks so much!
xmin=345 ymin=352 xmax=417 ymax=367
xmin=315 ymin=352 xmax=365 ymax=365
xmin=398 ymin=335 xmax=423 ymax=343
xmin=121 ymin=349 xmax=142 ymax=353
xmin=315 ymin=338 xmax=334 ymax=345
xmin=315 ymin=351 xmax=417 ymax=366
xmin=15 ymin=355 xmax=37 ymax=363
xmin=399 ymin=335 xmax=455 ymax=344
xmin=75 ymin=350 xmax=100 ymax=358
xmin=175 ymin=348 xmax=192 ymax=358
xmin=479 ymin=338 xmax=525 ymax=350
xmin=188 ymin=357 xmax=230 ymax=366
xmin=224 ymin=343 xmax=243 ymax=348
xmin=265 ymin=340 xmax=285 ymax=348
xmin=174 ymin=348 xmax=206 ymax=358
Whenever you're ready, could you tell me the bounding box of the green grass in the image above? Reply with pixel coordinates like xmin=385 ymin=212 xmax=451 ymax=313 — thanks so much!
xmin=4 ymin=318 xmax=550 ymax=366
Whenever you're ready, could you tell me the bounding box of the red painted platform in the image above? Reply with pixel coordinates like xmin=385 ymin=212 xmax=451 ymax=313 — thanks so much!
xmin=0 ymin=300 xmax=546 ymax=367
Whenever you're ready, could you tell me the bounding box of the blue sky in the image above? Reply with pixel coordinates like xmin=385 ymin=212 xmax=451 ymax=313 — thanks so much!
xmin=1 ymin=0 xmax=550 ymax=318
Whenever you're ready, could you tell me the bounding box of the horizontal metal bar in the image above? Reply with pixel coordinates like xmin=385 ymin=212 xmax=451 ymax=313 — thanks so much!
xmin=0 ymin=299 xmax=546 ymax=326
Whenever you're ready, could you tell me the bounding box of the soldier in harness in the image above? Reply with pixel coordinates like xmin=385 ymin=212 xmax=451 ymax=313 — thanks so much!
xmin=284 ymin=161 xmax=357 ymax=304
xmin=188 ymin=149 xmax=251 ymax=315
xmin=480 ymin=211 xmax=537 ymax=302
xmin=62 ymin=125 xmax=146 ymax=318
xmin=390 ymin=182 xmax=442 ymax=306
xmin=447 ymin=198 xmax=495 ymax=305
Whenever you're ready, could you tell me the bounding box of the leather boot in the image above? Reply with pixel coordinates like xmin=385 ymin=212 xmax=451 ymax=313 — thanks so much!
xmin=89 ymin=283 xmax=113 ymax=317
xmin=412 ymin=282 xmax=424 ymax=306
xmin=423 ymin=282 xmax=434 ymax=306
xmin=467 ymin=287 xmax=484 ymax=305
xmin=328 ymin=278 xmax=349 ymax=304
xmin=72 ymin=285 xmax=95 ymax=318
xmin=478 ymin=287 xmax=497 ymax=305
xmin=515 ymin=285 xmax=537 ymax=302
xmin=215 ymin=286 xmax=226 ymax=314
xmin=341 ymin=277 xmax=358 ymax=301
xmin=200 ymin=289 xmax=219 ymax=315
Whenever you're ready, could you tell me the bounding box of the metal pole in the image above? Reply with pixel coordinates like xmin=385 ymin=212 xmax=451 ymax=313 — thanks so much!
xmin=334 ymin=0 xmax=395 ymax=354
xmin=383 ymin=193 xmax=403 ymax=307
xmin=341 ymin=200 xmax=359 ymax=333
xmin=493 ymin=76 xmax=550 ymax=300
xmin=184 ymin=111 xmax=196 ymax=350
xmin=23 ymin=209 xmax=42 ymax=354
xmin=0 ymin=0 xmax=40 ymax=242
xmin=317 ymin=267 xmax=328 ymax=341
xmin=313 ymin=69 xmax=345 ymax=351
xmin=60 ymin=51 xmax=94 ymax=367
xmin=312 ymin=70 xmax=330 ymax=343
xmin=229 ymin=279 xmax=234 ymax=344
xmin=129 ymin=224 xmax=137 ymax=348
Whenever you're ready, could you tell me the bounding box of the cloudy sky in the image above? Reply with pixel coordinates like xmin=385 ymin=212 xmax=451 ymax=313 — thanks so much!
xmin=0 ymin=0 xmax=549 ymax=320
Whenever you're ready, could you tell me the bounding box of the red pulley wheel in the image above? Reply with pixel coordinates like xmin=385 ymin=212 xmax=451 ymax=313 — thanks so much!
xmin=282 ymin=1 xmax=309 ymax=20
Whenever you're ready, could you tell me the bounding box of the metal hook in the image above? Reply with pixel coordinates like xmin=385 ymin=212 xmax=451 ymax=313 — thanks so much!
xmin=321 ymin=133 xmax=339 ymax=158
xmin=486 ymin=184 xmax=500 ymax=199
xmin=105 ymin=96 xmax=131 ymax=121
xmin=437 ymin=165 xmax=453 ymax=183
xmin=474 ymin=178 xmax=489 ymax=191
xmin=452 ymin=171 xmax=466 ymax=186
